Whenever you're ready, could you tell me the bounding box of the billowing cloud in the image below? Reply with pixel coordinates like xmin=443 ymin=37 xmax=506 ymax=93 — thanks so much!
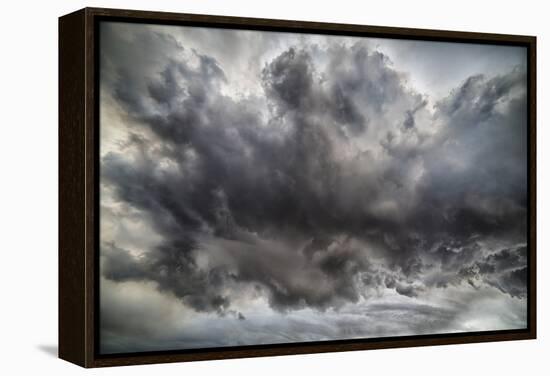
xmin=98 ymin=22 xmax=528 ymax=353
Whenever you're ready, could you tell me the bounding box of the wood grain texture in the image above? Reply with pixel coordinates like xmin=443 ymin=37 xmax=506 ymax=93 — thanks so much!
xmin=84 ymin=9 xmax=97 ymax=367
xmin=86 ymin=7 xmax=535 ymax=44
xmin=58 ymin=7 xmax=537 ymax=368
xmin=58 ymin=9 xmax=87 ymax=367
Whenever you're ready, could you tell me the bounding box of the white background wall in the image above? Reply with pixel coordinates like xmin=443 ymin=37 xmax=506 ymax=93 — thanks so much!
xmin=0 ymin=0 xmax=546 ymax=374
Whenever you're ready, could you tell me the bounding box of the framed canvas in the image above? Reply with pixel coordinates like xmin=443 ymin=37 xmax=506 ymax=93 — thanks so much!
xmin=59 ymin=7 xmax=536 ymax=368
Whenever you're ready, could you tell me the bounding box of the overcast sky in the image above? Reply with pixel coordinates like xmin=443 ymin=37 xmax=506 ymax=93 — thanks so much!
xmin=98 ymin=21 xmax=528 ymax=354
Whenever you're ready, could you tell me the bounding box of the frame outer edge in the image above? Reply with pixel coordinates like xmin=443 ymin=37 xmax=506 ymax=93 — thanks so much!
xmin=58 ymin=8 xmax=87 ymax=367
xmin=84 ymin=7 xmax=98 ymax=368
xmin=529 ymin=36 xmax=537 ymax=339
xmin=84 ymin=6 xmax=536 ymax=42
xmin=63 ymin=7 xmax=537 ymax=368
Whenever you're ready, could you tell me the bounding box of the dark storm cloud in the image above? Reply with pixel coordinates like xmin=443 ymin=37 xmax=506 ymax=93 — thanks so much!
xmin=402 ymin=99 xmax=428 ymax=129
xmin=457 ymin=245 xmax=528 ymax=298
xmin=100 ymin=24 xmax=528 ymax=317
xmin=262 ymin=48 xmax=315 ymax=112
xmin=102 ymin=242 xmax=234 ymax=314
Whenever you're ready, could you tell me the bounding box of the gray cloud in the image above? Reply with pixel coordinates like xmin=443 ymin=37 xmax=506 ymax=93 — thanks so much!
xmin=99 ymin=22 xmax=528 ymax=351
xmin=100 ymin=275 xmax=525 ymax=354
xmin=462 ymin=246 xmax=528 ymax=298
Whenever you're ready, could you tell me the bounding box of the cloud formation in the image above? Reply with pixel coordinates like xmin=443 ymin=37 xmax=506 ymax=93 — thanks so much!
xmin=99 ymin=22 xmax=528 ymax=352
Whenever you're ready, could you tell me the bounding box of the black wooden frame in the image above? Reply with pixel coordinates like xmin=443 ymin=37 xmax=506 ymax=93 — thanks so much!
xmin=59 ymin=7 xmax=537 ymax=368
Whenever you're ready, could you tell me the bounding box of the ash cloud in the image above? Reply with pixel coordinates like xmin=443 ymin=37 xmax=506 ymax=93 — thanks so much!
xmin=99 ymin=22 xmax=528 ymax=347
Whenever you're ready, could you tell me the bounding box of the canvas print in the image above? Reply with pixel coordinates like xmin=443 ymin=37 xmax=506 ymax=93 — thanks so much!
xmin=98 ymin=21 xmax=528 ymax=354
